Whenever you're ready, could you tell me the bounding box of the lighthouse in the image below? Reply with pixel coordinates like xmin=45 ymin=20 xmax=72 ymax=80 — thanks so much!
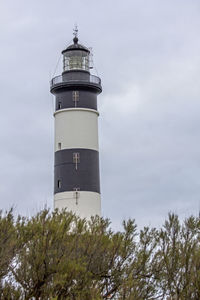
xmin=50 ymin=30 xmax=102 ymax=219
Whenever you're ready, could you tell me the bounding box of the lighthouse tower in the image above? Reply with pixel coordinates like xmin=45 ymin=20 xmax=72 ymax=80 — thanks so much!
xmin=50 ymin=30 xmax=102 ymax=219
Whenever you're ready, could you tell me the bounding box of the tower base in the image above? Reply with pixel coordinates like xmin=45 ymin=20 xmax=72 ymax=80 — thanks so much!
xmin=54 ymin=191 xmax=101 ymax=219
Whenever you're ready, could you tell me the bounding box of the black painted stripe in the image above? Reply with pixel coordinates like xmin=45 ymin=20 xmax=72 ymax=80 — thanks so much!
xmin=54 ymin=148 xmax=100 ymax=194
xmin=55 ymin=90 xmax=97 ymax=111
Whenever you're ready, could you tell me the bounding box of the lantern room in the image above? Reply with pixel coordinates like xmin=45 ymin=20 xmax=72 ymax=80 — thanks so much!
xmin=62 ymin=36 xmax=90 ymax=72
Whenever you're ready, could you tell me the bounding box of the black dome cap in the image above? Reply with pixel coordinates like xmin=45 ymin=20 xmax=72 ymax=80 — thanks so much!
xmin=62 ymin=36 xmax=90 ymax=54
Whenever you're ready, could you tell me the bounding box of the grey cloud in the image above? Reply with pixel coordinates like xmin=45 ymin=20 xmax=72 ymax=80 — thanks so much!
xmin=0 ymin=0 xmax=200 ymax=229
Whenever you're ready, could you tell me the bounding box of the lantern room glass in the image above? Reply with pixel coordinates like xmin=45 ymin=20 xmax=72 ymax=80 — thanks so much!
xmin=63 ymin=50 xmax=89 ymax=72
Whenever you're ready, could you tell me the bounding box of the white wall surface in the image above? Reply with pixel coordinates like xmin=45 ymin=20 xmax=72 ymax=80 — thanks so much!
xmin=54 ymin=191 xmax=101 ymax=219
xmin=54 ymin=108 xmax=99 ymax=151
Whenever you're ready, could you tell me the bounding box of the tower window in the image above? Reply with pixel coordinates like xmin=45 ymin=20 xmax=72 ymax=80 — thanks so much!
xmin=73 ymin=187 xmax=80 ymax=205
xmin=73 ymin=152 xmax=80 ymax=170
xmin=72 ymin=91 xmax=79 ymax=107
xmin=58 ymin=142 xmax=61 ymax=150
xmin=57 ymin=180 xmax=61 ymax=189
xmin=58 ymin=101 xmax=62 ymax=109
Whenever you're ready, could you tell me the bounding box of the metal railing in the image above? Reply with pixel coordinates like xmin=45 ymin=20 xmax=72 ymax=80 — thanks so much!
xmin=50 ymin=74 xmax=101 ymax=87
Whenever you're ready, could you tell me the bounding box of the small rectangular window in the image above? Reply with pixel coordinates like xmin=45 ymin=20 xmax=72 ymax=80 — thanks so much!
xmin=58 ymin=102 xmax=62 ymax=109
xmin=73 ymin=187 xmax=80 ymax=205
xmin=72 ymin=91 xmax=79 ymax=107
xmin=73 ymin=152 xmax=80 ymax=170
xmin=57 ymin=180 xmax=61 ymax=189
xmin=73 ymin=152 xmax=80 ymax=163
xmin=58 ymin=142 xmax=61 ymax=150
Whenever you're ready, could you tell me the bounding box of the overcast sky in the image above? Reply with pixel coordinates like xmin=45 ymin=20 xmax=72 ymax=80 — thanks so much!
xmin=0 ymin=0 xmax=200 ymax=229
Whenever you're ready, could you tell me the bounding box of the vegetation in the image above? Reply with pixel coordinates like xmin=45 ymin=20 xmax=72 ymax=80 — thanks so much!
xmin=0 ymin=209 xmax=200 ymax=299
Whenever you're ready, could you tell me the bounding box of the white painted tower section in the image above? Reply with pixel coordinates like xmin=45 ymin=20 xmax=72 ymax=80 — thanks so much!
xmin=54 ymin=108 xmax=99 ymax=151
xmin=54 ymin=191 xmax=101 ymax=220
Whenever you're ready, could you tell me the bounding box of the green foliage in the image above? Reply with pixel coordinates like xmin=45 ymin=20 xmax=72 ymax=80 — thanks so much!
xmin=0 ymin=209 xmax=200 ymax=299
xmin=0 ymin=209 xmax=16 ymax=289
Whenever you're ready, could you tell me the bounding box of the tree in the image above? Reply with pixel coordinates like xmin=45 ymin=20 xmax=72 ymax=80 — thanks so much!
xmin=1 ymin=208 xmax=200 ymax=299
xmin=52 ymin=217 xmax=137 ymax=300
xmin=0 ymin=209 xmax=16 ymax=291
xmin=155 ymin=213 xmax=200 ymax=299
xmin=118 ymin=226 xmax=159 ymax=300
xmin=11 ymin=209 xmax=77 ymax=299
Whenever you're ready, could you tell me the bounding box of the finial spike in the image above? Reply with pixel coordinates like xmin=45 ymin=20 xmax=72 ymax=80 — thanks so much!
xmin=73 ymin=24 xmax=78 ymax=44
xmin=73 ymin=24 xmax=78 ymax=38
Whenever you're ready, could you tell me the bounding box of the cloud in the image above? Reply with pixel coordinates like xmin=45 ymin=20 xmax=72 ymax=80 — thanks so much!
xmin=0 ymin=0 xmax=200 ymax=229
